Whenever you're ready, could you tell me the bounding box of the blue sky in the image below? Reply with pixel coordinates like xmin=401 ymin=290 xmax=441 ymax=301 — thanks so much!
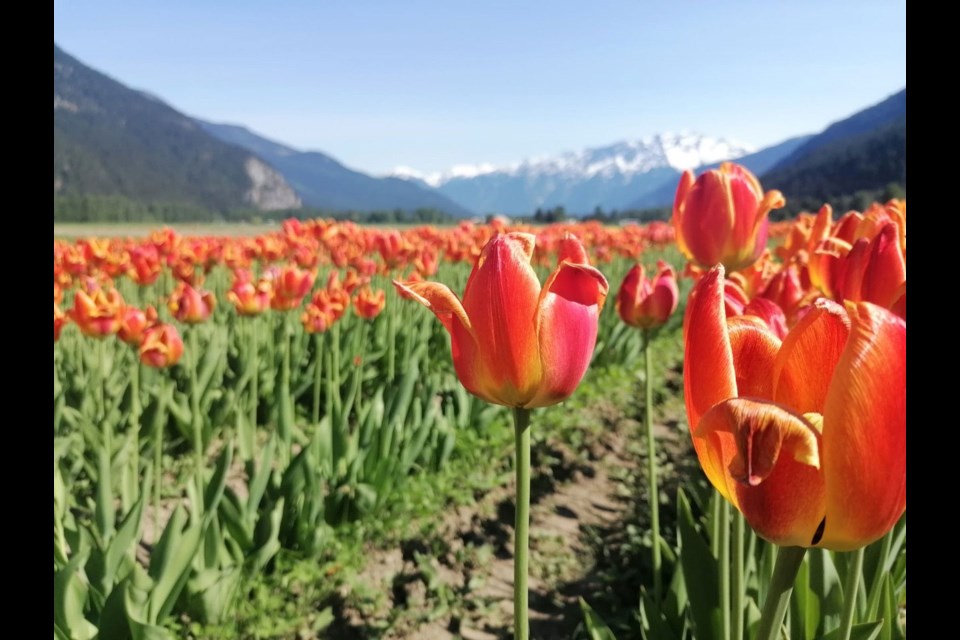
xmin=53 ymin=0 xmax=906 ymax=175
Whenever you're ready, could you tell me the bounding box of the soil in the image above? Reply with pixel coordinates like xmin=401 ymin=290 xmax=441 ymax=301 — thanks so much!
xmin=328 ymin=378 xmax=696 ymax=640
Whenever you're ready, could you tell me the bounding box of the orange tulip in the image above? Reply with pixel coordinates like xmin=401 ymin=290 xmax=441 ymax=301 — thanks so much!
xmin=54 ymin=304 xmax=68 ymax=341
xmin=353 ymin=286 xmax=386 ymax=320
xmin=168 ymin=282 xmax=215 ymax=324
xmin=118 ymin=305 xmax=158 ymax=345
xmin=673 ymin=162 xmax=785 ymax=272
xmin=394 ymin=232 xmax=608 ymax=409
xmin=267 ymin=265 xmax=316 ymax=311
xmin=227 ymin=269 xmax=273 ymax=316
xmin=139 ymin=323 xmax=184 ymax=368
xmin=683 ymin=266 xmax=905 ymax=550
xmin=71 ymin=287 xmax=124 ymax=338
xmin=615 ymin=260 xmax=679 ymax=329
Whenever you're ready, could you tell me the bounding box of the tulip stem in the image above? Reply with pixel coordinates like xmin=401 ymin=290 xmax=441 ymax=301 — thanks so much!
xmin=513 ymin=407 xmax=532 ymax=640
xmin=250 ymin=318 xmax=259 ymax=440
xmin=278 ymin=313 xmax=294 ymax=461
xmin=838 ymin=546 xmax=865 ymax=640
xmin=720 ymin=500 xmax=731 ymax=640
xmin=188 ymin=327 xmax=204 ymax=511
xmin=732 ymin=510 xmax=746 ymax=640
xmin=866 ymin=529 xmax=893 ymax=619
xmin=756 ymin=545 xmax=807 ymax=640
xmin=642 ymin=329 xmax=662 ymax=603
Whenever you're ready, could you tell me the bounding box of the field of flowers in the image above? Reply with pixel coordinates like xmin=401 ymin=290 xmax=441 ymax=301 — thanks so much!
xmin=54 ymin=164 xmax=905 ymax=639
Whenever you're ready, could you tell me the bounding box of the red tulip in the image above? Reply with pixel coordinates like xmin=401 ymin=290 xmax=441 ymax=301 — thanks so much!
xmin=683 ymin=266 xmax=905 ymax=550
xmin=615 ymin=260 xmax=679 ymax=329
xmin=394 ymin=232 xmax=608 ymax=409
xmin=673 ymin=162 xmax=785 ymax=272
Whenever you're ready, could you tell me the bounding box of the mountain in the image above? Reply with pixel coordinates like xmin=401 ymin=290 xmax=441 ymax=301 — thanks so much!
xmin=627 ymin=135 xmax=814 ymax=210
xmin=197 ymin=122 xmax=474 ymax=217
xmin=761 ymin=89 xmax=906 ymax=206
xmin=391 ymin=133 xmax=756 ymax=216
xmin=54 ymin=44 xmax=300 ymax=214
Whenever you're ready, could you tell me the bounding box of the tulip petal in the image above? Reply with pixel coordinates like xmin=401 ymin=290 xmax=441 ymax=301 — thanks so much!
xmin=529 ymin=262 xmax=609 ymax=408
xmin=725 ymin=316 xmax=781 ymax=402
xmin=683 ymin=266 xmax=737 ymax=431
xmin=772 ymin=299 xmax=850 ymax=414
xmin=697 ymin=399 xmax=826 ymax=547
xmin=461 ymin=233 xmax=543 ymax=406
xmin=392 ymin=279 xmax=496 ymax=404
xmin=680 ymin=171 xmax=735 ymax=267
xmin=819 ymin=302 xmax=906 ymax=550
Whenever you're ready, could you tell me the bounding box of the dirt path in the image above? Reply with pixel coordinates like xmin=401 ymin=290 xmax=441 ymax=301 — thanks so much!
xmin=328 ymin=421 xmax=641 ymax=639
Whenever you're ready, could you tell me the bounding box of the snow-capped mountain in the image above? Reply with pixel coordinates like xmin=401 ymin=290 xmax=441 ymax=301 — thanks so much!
xmin=388 ymin=133 xmax=755 ymax=215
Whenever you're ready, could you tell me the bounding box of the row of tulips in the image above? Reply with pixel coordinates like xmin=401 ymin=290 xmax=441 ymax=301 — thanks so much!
xmin=54 ymin=162 xmax=904 ymax=639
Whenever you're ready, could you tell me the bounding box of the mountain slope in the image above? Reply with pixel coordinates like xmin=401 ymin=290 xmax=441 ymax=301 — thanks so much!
xmin=54 ymin=44 xmax=300 ymax=213
xmin=762 ymin=89 xmax=906 ymax=202
xmin=198 ymin=122 xmax=474 ymax=216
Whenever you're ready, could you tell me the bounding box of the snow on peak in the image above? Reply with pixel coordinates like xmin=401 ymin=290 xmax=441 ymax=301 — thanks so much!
xmin=390 ymin=132 xmax=754 ymax=187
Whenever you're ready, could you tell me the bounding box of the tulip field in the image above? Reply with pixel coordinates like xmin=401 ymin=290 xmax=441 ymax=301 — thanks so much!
xmin=54 ymin=165 xmax=906 ymax=639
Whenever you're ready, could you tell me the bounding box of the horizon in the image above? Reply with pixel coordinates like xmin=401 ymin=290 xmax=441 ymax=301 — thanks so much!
xmin=53 ymin=0 xmax=906 ymax=176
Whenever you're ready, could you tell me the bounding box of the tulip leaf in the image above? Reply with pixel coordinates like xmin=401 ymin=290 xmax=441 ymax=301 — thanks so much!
xmin=822 ymin=620 xmax=883 ymax=640
xmin=579 ymin=597 xmax=618 ymax=640
xmin=677 ymin=488 xmax=720 ymax=640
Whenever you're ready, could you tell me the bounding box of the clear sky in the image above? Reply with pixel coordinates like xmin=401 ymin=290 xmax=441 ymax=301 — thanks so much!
xmin=53 ymin=0 xmax=906 ymax=176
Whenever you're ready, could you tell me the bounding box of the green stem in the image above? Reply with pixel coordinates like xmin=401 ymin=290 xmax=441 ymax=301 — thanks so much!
xmin=711 ymin=492 xmax=722 ymax=558
xmin=250 ymin=318 xmax=259 ymax=434
xmin=188 ymin=327 xmax=204 ymax=511
xmin=838 ymin=547 xmax=865 ymax=640
xmin=732 ymin=511 xmax=745 ymax=640
xmin=279 ymin=313 xmax=293 ymax=458
xmin=129 ymin=356 xmax=142 ymax=505
xmin=386 ymin=296 xmax=396 ymax=382
xmin=756 ymin=546 xmax=807 ymax=640
xmin=312 ymin=332 xmax=324 ymax=428
xmin=642 ymin=329 xmax=662 ymax=603
xmin=513 ymin=407 xmax=531 ymax=640
xmin=866 ymin=529 xmax=893 ymax=619
xmin=720 ymin=501 xmax=731 ymax=640
xmin=153 ymin=379 xmax=170 ymax=542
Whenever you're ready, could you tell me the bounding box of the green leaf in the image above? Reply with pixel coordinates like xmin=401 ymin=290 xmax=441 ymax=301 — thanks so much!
xmin=677 ymin=489 xmax=719 ymax=640
xmin=579 ymin=597 xmax=618 ymax=640
xmin=53 ymin=550 xmax=98 ymax=640
xmin=822 ymin=620 xmax=883 ymax=640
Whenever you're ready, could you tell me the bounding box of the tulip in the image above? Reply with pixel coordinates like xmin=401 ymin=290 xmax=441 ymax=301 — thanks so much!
xmin=139 ymin=323 xmax=184 ymax=368
xmin=395 ymin=231 xmax=608 ymax=640
xmin=615 ymin=260 xmax=679 ymax=330
xmin=54 ymin=304 xmax=68 ymax=341
xmin=673 ymin=162 xmax=785 ymax=272
xmin=614 ymin=258 xmax=679 ymax=600
xmin=684 ymin=265 xmax=905 ymax=551
xmin=227 ymin=269 xmax=272 ymax=316
xmin=394 ymin=232 xmax=609 ymax=409
xmin=118 ymin=305 xmax=158 ymax=346
xmin=268 ymin=265 xmax=316 ymax=311
xmin=353 ymin=286 xmax=386 ymax=320
xmin=71 ymin=287 xmax=124 ymax=338
xmin=168 ymin=282 xmax=215 ymax=324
